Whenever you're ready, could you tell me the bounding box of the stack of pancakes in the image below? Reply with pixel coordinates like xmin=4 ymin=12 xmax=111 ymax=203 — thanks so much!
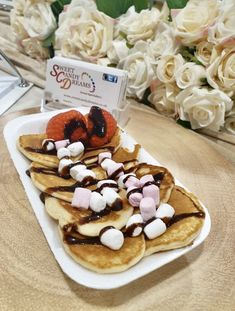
xmin=17 ymin=129 xmax=205 ymax=273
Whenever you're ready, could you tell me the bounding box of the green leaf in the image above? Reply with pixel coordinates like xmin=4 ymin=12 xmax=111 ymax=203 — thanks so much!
xmin=139 ymin=87 xmax=153 ymax=107
xmin=96 ymin=0 xmax=126 ymax=18
xmin=166 ymin=0 xmax=188 ymax=9
xmin=107 ymin=63 xmax=118 ymax=68
xmin=42 ymin=33 xmax=55 ymax=48
xmin=180 ymin=47 xmax=203 ymax=66
xmin=133 ymin=0 xmax=149 ymax=12
xmin=51 ymin=0 xmax=71 ymax=22
xmin=176 ymin=119 xmax=192 ymax=129
xmin=126 ymin=42 xmax=134 ymax=49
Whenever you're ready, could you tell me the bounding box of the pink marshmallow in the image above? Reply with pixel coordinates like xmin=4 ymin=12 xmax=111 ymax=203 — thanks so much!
xmin=140 ymin=197 xmax=156 ymax=222
xmin=140 ymin=174 xmax=154 ymax=187
xmin=107 ymin=162 xmax=124 ymax=178
xmin=55 ymin=139 xmax=70 ymax=150
xmin=71 ymin=187 xmax=91 ymax=209
xmin=98 ymin=152 xmax=112 ymax=164
xmin=125 ymin=176 xmax=141 ymax=188
xmin=143 ymin=184 xmax=160 ymax=205
xmin=128 ymin=192 xmax=143 ymax=207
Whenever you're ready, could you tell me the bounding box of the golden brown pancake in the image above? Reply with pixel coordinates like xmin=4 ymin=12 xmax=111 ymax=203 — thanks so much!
xmin=144 ymin=186 xmax=205 ymax=256
xmin=135 ymin=164 xmax=175 ymax=203
xmin=17 ymin=128 xmax=121 ymax=168
xmin=29 ymin=162 xmax=107 ymax=202
xmin=45 ymin=190 xmax=134 ymax=236
xmin=59 ymin=227 xmax=146 ymax=273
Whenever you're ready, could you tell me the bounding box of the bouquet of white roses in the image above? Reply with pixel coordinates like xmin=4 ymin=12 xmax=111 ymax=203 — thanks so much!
xmin=10 ymin=0 xmax=235 ymax=134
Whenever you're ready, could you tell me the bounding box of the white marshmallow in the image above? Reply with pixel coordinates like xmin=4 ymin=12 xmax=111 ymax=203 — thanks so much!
xmin=89 ymin=192 xmax=106 ymax=212
xmin=126 ymin=214 xmax=143 ymax=237
xmin=101 ymin=158 xmax=116 ymax=170
xmin=156 ymin=203 xmax=175 ymax=219
xmin=67 ymin=141 xmax=84 ymax=157
xmin=76 ymin=169 xmax=96 ymax=182
xmin=98 ymin=152 xmax=112 ymax=164
xmin=97 ymin=179 xmax=118 ymax=193
xmin=70 ymin=164 xmax=86 ymax=180
xmin=57 ymin=147 xmax=71 ymax=159
xmin=144 ymin=218 xmax=166 ymax=239
xmin=58 ymin=159 xmax=73 ymax=174
xmin=42 ymin=139 xmax=55 ymax=151
xmin=117 ymin=173 xmax=136 ymax=188
xmin=55 ymin=139 xmax=70 ymax=150
xmin=102 ymin=188 xmax=120 ymax=206
xmin=100 ymin=228 xmax=124 ymax=250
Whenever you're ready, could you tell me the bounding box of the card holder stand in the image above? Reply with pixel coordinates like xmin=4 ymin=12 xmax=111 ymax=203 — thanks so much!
xmin=40 ymin=98 xmax=130 ymax=127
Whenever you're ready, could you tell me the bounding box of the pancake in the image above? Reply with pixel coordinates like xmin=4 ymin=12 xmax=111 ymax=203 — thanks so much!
xmin=29 ymin=162 xmax=107 ymax=202
xmin=135 ymin=164 xmax=175 ymax=203
xmin=144 ymin=186 xmax=205 ymax=256
xmin=17 ymin=128 xmax=121 ymax=168
xmin=45 ymin=190 xmax=134 ymax=236
xmin=59 ymin=227 xmax=146 ymax=273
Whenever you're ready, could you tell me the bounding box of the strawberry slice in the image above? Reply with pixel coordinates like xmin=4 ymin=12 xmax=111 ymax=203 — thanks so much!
xmin=46 ymin=110 xmax=88 ymax=142
xmin=87 ymin=106 xmax=117 ymax=147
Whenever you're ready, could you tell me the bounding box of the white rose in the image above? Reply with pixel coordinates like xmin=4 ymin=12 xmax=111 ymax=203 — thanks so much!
xmin=23 ymin=2 xmax=57 ymax=40
xmin=55 ymin=7 xmax=113 ymax=61
xmin=207 ymin=45 xmax=235 ymax=91
xmin=21 ymin=37 xmax=50 ymax=59
xmin=195 ymin=41 xmax=214 ymax=67
xmin=107 ymin=40 xmax=129 ymax=64
xmin=172 ymin=0 xmax=220 ymax=44
xmin=118 ymin=42 xmax=155 ymax=99
xmin=148 ymin=83 xmax=179 ymax=117
xmin=156 ymin=54 xmax=185 ymax=84
xmin=208 ymin=0 xmax=235 ymax=45
xmin=12 ymin=0 xmax=27 ymax=15
xmin=175 ymin=62 xmax=206 ymax=89
xmin=148 ymin=22 xmax=180 ymax=60
xmin=69 ymin=0 xmax=96 ymax=10
xmin=10 ymin=12 xmax=28 ymax=41
xmin=176 ymin=86 xmax=233 ymax=131
xmin=117 ymin=6 xmax=160 ymax=45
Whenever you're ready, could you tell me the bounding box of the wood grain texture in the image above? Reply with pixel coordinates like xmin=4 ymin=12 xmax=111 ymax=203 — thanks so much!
xmin=0 ymin=108 xmax=234 ymax=311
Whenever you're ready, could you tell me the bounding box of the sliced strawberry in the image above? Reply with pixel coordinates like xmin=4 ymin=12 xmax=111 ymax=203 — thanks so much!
xmin=46 ymin=110 xmax=88 ymax=142
xmin=87 ymin=106 xmax=117 ymax=147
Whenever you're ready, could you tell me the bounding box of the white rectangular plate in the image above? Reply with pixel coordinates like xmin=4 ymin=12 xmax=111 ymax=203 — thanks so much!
xmin=3 ymin=108 xmax=211 ymax=290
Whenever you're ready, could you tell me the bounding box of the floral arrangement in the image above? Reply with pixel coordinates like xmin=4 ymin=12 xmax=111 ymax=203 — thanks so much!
xmin=10 ymin=0 xmax=235 ymax=134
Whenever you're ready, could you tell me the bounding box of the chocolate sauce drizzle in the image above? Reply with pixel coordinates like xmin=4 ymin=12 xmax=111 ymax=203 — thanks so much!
xmin=88 ymin=106 xmax=106 ymax=138
xmin=64 ymin=119 xmax=87 ymax=142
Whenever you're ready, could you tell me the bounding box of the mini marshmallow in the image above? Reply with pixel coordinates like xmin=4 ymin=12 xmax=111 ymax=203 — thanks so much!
xmin=140 ymin=174 xmax=154 ymax=187
xmin=139 ymin=197 xmax=156 ymax=222
xmin=102 ymin=188 xmax=120 ymax=206
xmin=97 ymin=179 xmax=118 ymax=193
xmin=42 ymin=139 xmax=55 ymax=151
xmin=128 ymin=192 xmax=143 ymax=207
xmin=55 ymin=139 xmax=70 ymax=150
xmin=125 ymin=176 xmax=141 ymax=188
xmin=144 ymin=218 xmax=166 ymax=239
xmin=72 ymin=187 xmax=91 ymax=209
xmin=126 ymin=214 xmax=143 ymax=237
xmin=70 ymin=164 xmax=86 ymax=180
xmin=100 ymin=228 xmax=124 ymax=250
xmin=156 ymin=203 xmax=175 ymax=219
xmin=101 ymin=158 xmax=115 ymax=170
xmin=118 ymin=173 xmax=136 ymax=188
xmin=89 ymin=192 xmax=106 ymax=213
xmin=57 ymin=147 xmax=71 ymax=159
xmin=76 ymin=169 xmax=96 ymax=182
xmin=107 ymin=162 xmax=124 ymax=178
xmin=58 ymin=158 xmax=73 ymax=175
xmin=98 ymin=152 xmax=112 ymax=164
xmin=67 ymin=141 xmax=84 ymax=157
xmin=142 ymin=184 xmax=160 ymax=205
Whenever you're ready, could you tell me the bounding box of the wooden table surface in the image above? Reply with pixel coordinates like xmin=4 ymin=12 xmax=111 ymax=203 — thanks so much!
xmin=0 ymin=107 xmax=234 ymax=311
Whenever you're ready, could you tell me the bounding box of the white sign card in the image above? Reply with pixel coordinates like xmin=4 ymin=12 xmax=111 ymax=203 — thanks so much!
xmin=43 ymin=56 xmax=129 ymax=119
